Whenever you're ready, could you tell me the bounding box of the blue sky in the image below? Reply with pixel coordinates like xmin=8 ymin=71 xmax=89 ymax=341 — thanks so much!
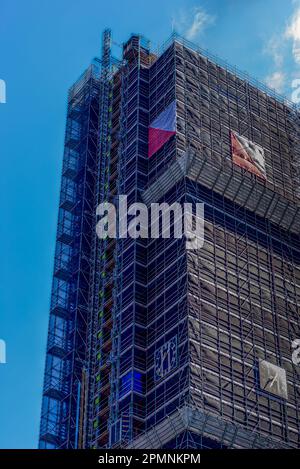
xmin=0 ymin=0 xmax=299 ymax=449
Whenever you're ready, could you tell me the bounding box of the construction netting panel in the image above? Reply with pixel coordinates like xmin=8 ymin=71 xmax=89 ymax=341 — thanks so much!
xmin=187 ymin=186 xmax=300 ymax=447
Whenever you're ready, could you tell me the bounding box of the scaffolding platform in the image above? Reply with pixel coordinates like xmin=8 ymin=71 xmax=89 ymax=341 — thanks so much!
xmin=127 ymin=405 xmax=292 ymax=449
xmin=142 ymin=151 xmax=300 ymax=235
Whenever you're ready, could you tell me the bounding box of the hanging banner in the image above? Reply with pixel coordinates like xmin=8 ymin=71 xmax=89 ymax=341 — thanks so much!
xmin=231 ymin=131 xmax=266 ymax=179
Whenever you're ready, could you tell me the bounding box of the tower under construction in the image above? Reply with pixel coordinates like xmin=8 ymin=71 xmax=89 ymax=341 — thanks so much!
xmin=39 ymin=30 xmax=300 ymax=449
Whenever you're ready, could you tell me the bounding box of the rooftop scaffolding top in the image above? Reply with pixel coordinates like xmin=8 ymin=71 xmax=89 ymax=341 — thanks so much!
xmin=152 ymin=32 xmax=297 ymax=111
xmin=70 ymin=31 xmax=299 ymax=111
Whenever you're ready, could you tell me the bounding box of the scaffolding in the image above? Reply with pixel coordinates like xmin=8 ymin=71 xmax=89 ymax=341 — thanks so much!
xmin=143 ymin=150 xmax=300 ymax=234
xmin=105 ymin=35 xmax=153 ymax=447
xmin=40 ymin=29 xmax=300 ymax=450
xmin=82 ymin=29 xmax=127 ymax=449
xmin=127 ymin=405 xmax=291 ymax=449
xmin=142 ymin=34 xmax=300 ymax=449
xmin=289 ymin=105 xmax=300 ymax=199
xmin=39 ymin=64 xmax=101 ymax=448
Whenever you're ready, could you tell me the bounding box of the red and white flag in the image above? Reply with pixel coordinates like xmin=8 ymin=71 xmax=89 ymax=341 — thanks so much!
xmin=148 ymin=101 xmax=176 ymax=158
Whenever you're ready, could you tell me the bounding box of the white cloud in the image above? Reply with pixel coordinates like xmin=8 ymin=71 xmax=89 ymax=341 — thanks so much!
xmin=263 ymin=35 xmax=286 ymax=93
xmin=186 ymin=7 xmax=215 ymax=40
xmin=285 ymin=6 xmax=300 ymax=64
xmin=174 ymin=6 xmax=215 ymax=41
xmin=265 ymin=71 xmax=286 ymax=92
xmin=263 ymin=5 xmax=300 ymax=95
xmin=292 ymin=41 xmax=300 ymax=64
xmin=285 ymin=7 xmax=300 ymax=41
xmin=264 ymin=36 xmax=284 ymax=68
